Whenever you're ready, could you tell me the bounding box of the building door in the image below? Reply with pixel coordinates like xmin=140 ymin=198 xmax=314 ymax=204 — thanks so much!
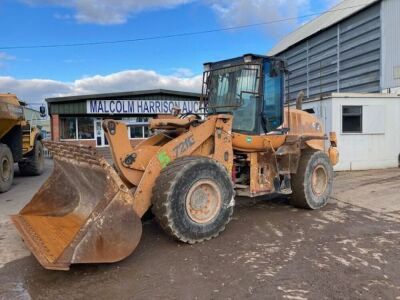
xmin=95 ymin=119 xmax=108 ymax=147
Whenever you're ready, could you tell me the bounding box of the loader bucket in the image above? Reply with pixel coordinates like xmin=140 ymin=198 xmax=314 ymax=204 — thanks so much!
xmin=11 ymin=142 xmax=142 ymax=270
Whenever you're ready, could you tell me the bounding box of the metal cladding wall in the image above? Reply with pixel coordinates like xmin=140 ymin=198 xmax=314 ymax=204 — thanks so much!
xmin=381 ymin=0 xmax=400 ymax=90
xmin=280 ymin=3 xmax=381 ymax=101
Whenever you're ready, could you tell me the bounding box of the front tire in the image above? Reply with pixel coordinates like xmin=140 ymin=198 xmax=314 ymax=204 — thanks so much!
xmin=152 ymin=156 xmax=235 ymax=244
xmin=19 ymin=139 xmax=44 ymax=176
xmin=0 ymin=143 xmax=14 ymax=193
xmin=291 ymin=151 xmax=334 ymax=209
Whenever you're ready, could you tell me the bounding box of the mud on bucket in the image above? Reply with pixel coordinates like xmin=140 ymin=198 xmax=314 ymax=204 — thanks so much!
xmin=11 ymin=142 xmax=142 ymax=270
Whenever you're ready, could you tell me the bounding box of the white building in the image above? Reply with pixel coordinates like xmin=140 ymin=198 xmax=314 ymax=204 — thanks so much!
xmin=297 ymin=93 xmax=400 ymax=171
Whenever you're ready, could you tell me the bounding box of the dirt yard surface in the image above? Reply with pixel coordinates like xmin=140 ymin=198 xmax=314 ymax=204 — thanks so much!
xmin=0 ymin=162 xmax=399 ymax=299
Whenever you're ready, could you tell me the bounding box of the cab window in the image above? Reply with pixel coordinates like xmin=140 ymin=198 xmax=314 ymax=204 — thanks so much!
xmin=263 ymin=61 xmax=284 ymax=132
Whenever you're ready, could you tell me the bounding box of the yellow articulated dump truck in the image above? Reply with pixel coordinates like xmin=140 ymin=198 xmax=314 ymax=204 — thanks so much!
xmin=0 ymin=94 xmax=44 ymax=192
xmin=12 ymin=54 xmax=339 ymax=270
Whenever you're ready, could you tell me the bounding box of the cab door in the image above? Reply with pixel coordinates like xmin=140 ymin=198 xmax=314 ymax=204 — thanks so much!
xmin=262 ymin=61 xmax=284 ymax=133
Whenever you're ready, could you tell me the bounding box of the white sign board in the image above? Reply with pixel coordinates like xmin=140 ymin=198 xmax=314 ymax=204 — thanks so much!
xmin=87 ymin=99 xmax=201 ymax=115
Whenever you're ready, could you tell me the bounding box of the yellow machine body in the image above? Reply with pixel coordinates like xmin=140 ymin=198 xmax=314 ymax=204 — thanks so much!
xmin=12 ymin=55 xmax=339 ymax=270
xmin=0 ymin=94 xmax=41 ymax=155
xmin=12 ymin=110 xmax=337 ymax=270
xmin=0 ymin=94 xmax=44 ymax=193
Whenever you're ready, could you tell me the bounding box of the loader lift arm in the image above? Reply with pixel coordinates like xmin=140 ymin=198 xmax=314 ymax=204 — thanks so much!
xmin=103 ymin=114 xmax=234 ymax=217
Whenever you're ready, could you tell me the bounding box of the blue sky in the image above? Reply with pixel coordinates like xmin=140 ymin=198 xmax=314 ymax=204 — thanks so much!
xmin=0 ymin=0 xmax=337 ymax=104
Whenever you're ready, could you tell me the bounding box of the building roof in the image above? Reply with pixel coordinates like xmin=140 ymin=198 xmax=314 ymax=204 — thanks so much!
xmin=268 ymin=0 xmax=380 ymax=56
xmin=46 ymin=89 xmax=201 ymax=103
xmin=289 ymin=92 xmax=400 ymax=105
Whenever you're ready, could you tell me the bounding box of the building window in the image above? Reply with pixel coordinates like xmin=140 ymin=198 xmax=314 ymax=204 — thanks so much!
xmin=342 ymin=106 xmax=362 ymax=133
xmin=303 ymin=108 xmax=315 ymax=114
xmin=130 ymin=126 xmax=144 ymax=138
xmin=77 ymin=117 xmax=95 ymax=139
xmin=124 ymin=117 xmax=151 ymax=139
xmin=60 ymin=117 xmax=95 ymax=140
xmin=60 ymin=117 xmax=77 ymax=139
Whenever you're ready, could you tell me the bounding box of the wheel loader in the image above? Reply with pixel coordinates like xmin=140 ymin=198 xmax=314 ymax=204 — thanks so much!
xmin=0 ymin=94 xmax=44 ymax=193
xmin=12 ymin=54 xmax=339 ymax=270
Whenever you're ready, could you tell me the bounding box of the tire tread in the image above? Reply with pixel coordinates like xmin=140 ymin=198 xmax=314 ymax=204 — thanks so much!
xmin=18 ymin=139 xmax=44 ymax=176
xmin=0 ymin=143 xmax=14 ymax=193
xmin=152 ymin=156 xmax=234 ymax=244
xmin=291 ymin=150 xmax=333 ymax=209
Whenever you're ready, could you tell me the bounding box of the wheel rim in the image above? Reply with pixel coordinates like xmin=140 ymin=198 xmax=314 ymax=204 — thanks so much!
xmin=1 ymin=156 xmax=11 ymax=181
xmin=311 ymin=165 xmax=328 ymax=196
xmin=185 ymin=179 xmax=222 ymax=224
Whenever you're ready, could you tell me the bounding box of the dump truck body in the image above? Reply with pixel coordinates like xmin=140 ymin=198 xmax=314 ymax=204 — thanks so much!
xmin=0 ymin=94 xmax=45 ymax=192
xmin=13 ymin=54 xmax=339 ymax=270
xmin=0 ymin=94 xmax=24 ymax=140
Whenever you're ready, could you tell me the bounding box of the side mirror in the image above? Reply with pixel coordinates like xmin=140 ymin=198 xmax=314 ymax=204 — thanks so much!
xmin=270 ymin=60 xmax=288 ymax=77
xmin=270 ymin=60 xmax=281 ymax=77
xmin=171 ymin=106 xmax=181 ymax=117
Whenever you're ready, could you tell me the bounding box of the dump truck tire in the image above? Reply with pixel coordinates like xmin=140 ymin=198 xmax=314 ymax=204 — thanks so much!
xmin=152 ymin=156 xmax=235 ymax=244
xmin=290 ymin=150 xmax=333 ymax=210
xmin=19 ymin=139 xmax=44 ymax=176
xmin=0 ymin=143 xmax=14 ymax=193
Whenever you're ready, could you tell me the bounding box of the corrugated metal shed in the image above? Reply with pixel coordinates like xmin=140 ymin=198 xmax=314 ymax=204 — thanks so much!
xmin=269 ymin=1 xmax=382 ymax=100
xmin=381 ymin=0 xmax=400 ymax=90
xmin=268 ymin=0 xmax=380 ymax=56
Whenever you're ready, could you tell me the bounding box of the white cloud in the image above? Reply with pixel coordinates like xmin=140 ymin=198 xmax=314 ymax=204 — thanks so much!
xmin=63 ymin=58 xmax=86 ymax=64
xmin=207 ymin=0 xmax=310 ymax=38
xmin=0 ymin=77 xmax=73 ymax=102
xmin=0 ymin=52 xmax=16 ymax=68
xmin=171 ymin=68 xmax=195 ymax=77
xmin=0 ymin=52 xmax=16 ymax=61
xmin=0 ymin=69 xmax=202 ymax=103
xmin=23 ymin=0 xmax=193 ymax=24
xmin=20 ymin=0 xmax=336 ymax=39
xmin=53 ymin=12 xmax=72 ymax=20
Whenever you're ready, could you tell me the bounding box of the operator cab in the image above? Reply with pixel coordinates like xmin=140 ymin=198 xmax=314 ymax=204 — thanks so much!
xmin=202 ymin=54 xmax=286 ymax=135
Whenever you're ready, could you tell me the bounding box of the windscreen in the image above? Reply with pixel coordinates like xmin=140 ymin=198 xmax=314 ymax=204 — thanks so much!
xmin=207 ymin=64 xmax=260 ymax=132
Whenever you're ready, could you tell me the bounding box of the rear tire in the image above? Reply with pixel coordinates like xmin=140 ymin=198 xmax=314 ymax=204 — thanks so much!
xmin=19 ymin=139 xmax=44 ymax=176
xmin=291 ymin=150 xmax=333 ymax=209
xmin=0 ymin=143 xmax=14 ymax=193
xmin=152 ymin=156 xmax=235 ymax=244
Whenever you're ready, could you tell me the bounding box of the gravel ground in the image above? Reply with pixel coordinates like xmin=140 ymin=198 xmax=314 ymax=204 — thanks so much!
xmin=0 ymin=161 xmax=399 ymax=299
